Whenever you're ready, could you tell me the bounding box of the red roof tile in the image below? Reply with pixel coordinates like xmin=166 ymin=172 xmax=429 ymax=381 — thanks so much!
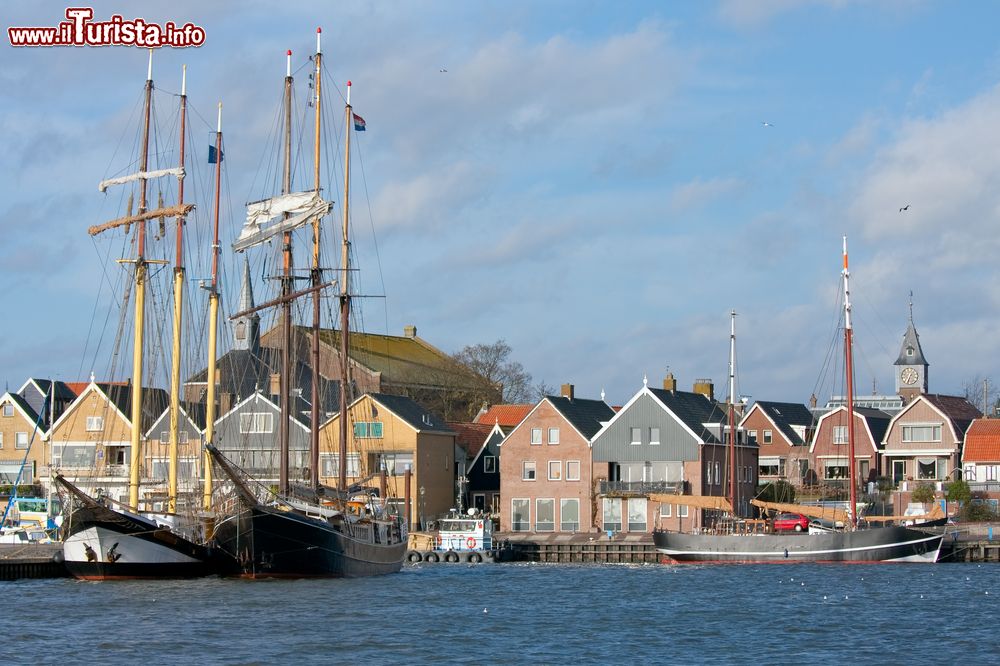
xmin=963 ymin=418 xmax=1000 ymax=462
xmin=447 ymin=422 xmax=494 ymax=457
xmin=474 ymin=404 xmax=532 ymax=427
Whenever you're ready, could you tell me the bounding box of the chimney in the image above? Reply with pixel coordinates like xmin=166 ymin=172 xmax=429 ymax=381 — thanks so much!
xmin=269 ymin=373 xmax=280 ymax=397
xmin=693 ymin=379 xmax=714 ymax=400
xmin=561 ymin=383 xmax=575 ymax=400
xmin=403 ymin=325 xmax=417 ymax=338
xmin=663 ymin=373 xmax=677 ymax=392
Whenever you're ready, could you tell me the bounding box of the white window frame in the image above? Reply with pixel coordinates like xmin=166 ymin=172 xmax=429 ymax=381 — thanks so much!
xmin=530 ymin=428 xmax=542 ymax=445
xmin=511 ymin=498 xmax=530 ymax=532
xmin=763 ymin=429 xmax=773 ymax=444
xmin=560 ymin=498 xmax=580 ymax=532
xmin=15 ymin=432 xmax=29 ymax=450
xmin=629 ymin=427 xmax=641 ymax=445
xmin=0 ymin=432 xmax=3 ymax=448
xmin=484 ymin=455 xmax=497 ymax=474
xmin=833 ymin=425 xmax=848 ymax=444
xmin=678 ymin=504 xmax=689 ymax=518
xmin=649 ymin=427 xmax=660 ymax=445
xmin=660 ymin=503 xmax=672 ymax=518
xmin=566 ymin=460 xmax=581 ymax=481
xmin=535 ymin=498 xmax=555 ymax=532
xmin=902 ymin=423 xmax=942 ymax=443
xmin=240 ymin=412 xmax=274 ymax=434
xmin=547 ymin=427 xmax=560 ymax=445
xmin=86 ymin=415 xmax=104 ymax=432
xmin=522 ymin=460 xmax=536 ymax=481
xmin=547 ymin=460 xmax=562 ymax=481
xmin=1 ymin=404 xmax=13 ymax=417
xmin=714 ymin=461 xmax=721 ymax=485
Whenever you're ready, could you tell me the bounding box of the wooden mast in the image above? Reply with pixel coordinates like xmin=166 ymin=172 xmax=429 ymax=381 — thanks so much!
xmin=167 ymin=65 xmax=188 ymax=514
xmin=842 ymin=236 xmax=858 ymax=530
xmin=127 ymin=50 xmax=154 ymax=511
xmin=202 ymin=102 xmax=223 ymax=520
xmin=728 ymin=309 xmax=737 ymax=515
xmin=338 ymin=81 xmax=354 ymax=491
xmin=310 ymin=28 xmax=323 ymax=491
xmin=278 ymin=50 xmax=294 ymax=496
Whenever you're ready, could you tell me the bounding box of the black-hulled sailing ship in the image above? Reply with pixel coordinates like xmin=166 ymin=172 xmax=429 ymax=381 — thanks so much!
xmin=209 ymin=30 xmax=407 ymax=578
xmin=58 ymin=55 xmax=228 ymax=579
xmin=652 ymin=239 xmax=946 ymax=563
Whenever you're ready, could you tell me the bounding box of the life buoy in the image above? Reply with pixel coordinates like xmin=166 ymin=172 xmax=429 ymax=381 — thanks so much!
xmin=435 ymin=534 xmax=442 ymax=545
xmin=466 ymin=537 xmax=477 ymax=549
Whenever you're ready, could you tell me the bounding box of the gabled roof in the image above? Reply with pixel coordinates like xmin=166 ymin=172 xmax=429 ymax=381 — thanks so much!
xmin=144 ymin=402 xmax=208 ymax=438
xmin=648 ymin=387 xmax=727 ymax=444
xmin=215 ymin=390 xmax=312 ymax=432
xmin=1 ymin=392 xmax=41 ymax=428
xmin=744 ymin=401 xmax=814 ymax=446
xmin=895 ymin=317 xmax=928 ymax=366
xmin=474 ymin=404 xmax=533 ymax=427
xmin=811 ymin=405 xmax=891 ymax=453
xmin=546 ymin=395 xmax=616 ymax=440
xmin=366 ymin=393 xmax=453 ymax=435
xmin=18 ymin=378 xmax=77 ymax=402
xmin=922 ymin=394 xmax=981 ymax=441
xmin=448 ymin=421 xmax=494 ymax=458
xmin=963 ymin=419 xmax=1000 ymax=462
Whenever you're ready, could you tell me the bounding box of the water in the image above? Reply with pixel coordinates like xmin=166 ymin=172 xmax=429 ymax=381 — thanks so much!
xmin=6 ymin=563 xmax=996 ymax=664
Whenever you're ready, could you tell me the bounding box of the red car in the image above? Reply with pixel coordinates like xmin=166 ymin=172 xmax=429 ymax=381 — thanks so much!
xmin=773 ymin=512 xmax=810 ymax=532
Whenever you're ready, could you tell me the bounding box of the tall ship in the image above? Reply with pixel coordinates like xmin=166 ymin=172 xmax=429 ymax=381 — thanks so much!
xmin=653 ymin=239 xmax=945 ymax=563
xmin=208 ymin=30 xmax=407 ymax=578
xmin=57 ymin=54 xmax=229 ymax=579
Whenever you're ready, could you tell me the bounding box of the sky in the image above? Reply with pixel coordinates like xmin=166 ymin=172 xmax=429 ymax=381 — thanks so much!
xmin=4 ymin=0 xmax=1000 ymax=411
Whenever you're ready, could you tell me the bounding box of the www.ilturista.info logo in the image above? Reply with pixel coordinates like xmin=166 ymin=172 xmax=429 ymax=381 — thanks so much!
xmin=8 ymin=7 xmax=206 ymax=48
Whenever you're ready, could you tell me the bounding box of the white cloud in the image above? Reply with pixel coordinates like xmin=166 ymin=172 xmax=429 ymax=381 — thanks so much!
xmin=669 ymin=177 xmax=744 ymax=213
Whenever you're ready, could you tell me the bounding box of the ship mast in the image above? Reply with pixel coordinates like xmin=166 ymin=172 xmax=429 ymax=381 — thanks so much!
xmin=338 ymin=81 xmax=354 ymax=491
xmin=728 ymin=309 xmax=737 ymax=515
xmin=278 ymin=50 xmax=294 ymax=497
xmin=842 ymin=236 xmax=858 ymax=530
xmin=167 ymin=65 xmax=188 ymax=514
xmin=127 ymin=51 xmax=154 ymax=511
xmin=202 ymin=102 xmax=224 ymax=519
xmin=310 ymin=28 xmax=323 ymax=491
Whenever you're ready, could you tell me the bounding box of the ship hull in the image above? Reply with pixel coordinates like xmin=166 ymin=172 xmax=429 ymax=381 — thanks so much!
xmin=213 ymin=503 xmax=405 ymax=578
xmin=62 ymin=505 xmax=221 ymax=580
xmin=653 ymin=525 xmax=943 ymax=564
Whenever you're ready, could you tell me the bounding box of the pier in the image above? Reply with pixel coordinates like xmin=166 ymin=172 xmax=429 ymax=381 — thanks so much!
xmin=0 ymin=544 xmax=67 ymax=580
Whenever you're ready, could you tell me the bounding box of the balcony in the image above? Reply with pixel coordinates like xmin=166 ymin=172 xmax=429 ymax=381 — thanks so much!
xmin=599 ymin=480 xmax=686 ymax=496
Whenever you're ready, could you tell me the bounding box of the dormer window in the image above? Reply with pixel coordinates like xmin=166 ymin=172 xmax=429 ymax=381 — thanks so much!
xmin=236 ymin=322 xmax=247 ymax=340
xmin=907 ymin=346 xmax=914 ymax=357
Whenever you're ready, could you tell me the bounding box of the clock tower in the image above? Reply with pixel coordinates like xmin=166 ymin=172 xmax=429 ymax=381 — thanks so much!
xmin=894 ymin=296 xmax=928 ymax=402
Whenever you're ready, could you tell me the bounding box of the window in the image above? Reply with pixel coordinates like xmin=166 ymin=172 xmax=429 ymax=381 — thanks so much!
xmin=547 ymin=460 xmax=562 ymax=481
xmin=833 ymin=425 xmax=848 ymax=444
xmin=566 ymin=460 xmax=581 ymax=481
xmin=627 ymin=498 xmax=647 ymax=531
xmin=902 ymin=424 xmax=942 ymax=443
xmin=987 ymin=465 xmax=999 ymax=482
xmin=763 ymin=429 xmax=773 ymax=444
xmin=86 ymin=415 xmax=104 ymax=432
xmin=964 ymin=464 xmax=976 ymax=481
xmin=353 ymin=421 xmax=384 ymax=438
xmin=714 ymin=462 xmax=721 ymax=485
xmin=660 ymin=503 xmax=672 ymax=518
xmin=522 ymin=460 xmax=536 ymax=481
xmin=602 ymin=498 xmax=622 ymax=531
xmin=649 ymin=428 xmax=660 ymax=445
xmin=530 ymin=428 xmax=542 ymax=445
xmin=630 ymin=427 xmax=641 ymax=445
xmin=917 ymin=458 xmax=941 ymax=480
xmin=535 ymin=499 xmax=555 ymax=531
xmin=484 ymin=455 xmax=497 ymax=474
xmin=151 ymin=458 xmax=197 ymax=480
xmin=160 ymin=431 xmax=191 ymax=444
xmin=379 ymin=452 xmax=413 ymax=476
xmin=15 ymin=432 xmax=28 ymax=450
xmin=1 ymin=404 xmax=12 ymax=417
xmin=746 ymin=429 xmax=757 ymax=444
xmin=0 ymin=432 xmax=3 ymax=448
xmin=824 ymin=461 xmax=849 ymax=480
xmin=678 ymin=504 xmax=689 ymax=518
xmin=547 ymin=428 xmax=560 ymax=445
xmin=320 ymin=453 xmax=360 ymax=477
xmin=560 ymin=499 xmax=580 ymax=531
xmin=239 ymin=412 xmax=273 ymax=434
xmin=53 ymin=444 xmax=96 ymax=468
xmin=511 ymin=499 xmax=530 ymax=532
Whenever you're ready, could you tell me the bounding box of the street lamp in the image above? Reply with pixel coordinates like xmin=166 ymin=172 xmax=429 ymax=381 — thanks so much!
xmin=419 ymin=486 xmax=425 ymax=531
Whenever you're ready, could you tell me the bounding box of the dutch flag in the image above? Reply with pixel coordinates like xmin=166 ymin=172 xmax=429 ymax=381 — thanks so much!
xmin=353 ymin=113 xmax=366 ymax=132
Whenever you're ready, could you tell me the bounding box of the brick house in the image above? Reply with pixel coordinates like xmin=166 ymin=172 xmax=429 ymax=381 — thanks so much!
xmin=499 ymin=384 xmax=614 ymax=533
xmin=0 ymin=392 xmax=47 ymax=486
xmin=740 ymin=400 xmax=814 ymax=486
xmin=882 ymin=394 xmax=980 ymax=487
xmin=809 ymin=406 xmax=889 ymax=487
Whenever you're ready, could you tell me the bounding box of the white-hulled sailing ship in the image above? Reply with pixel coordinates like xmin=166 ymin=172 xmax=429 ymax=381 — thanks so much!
xmin=57 ymin=54 xmax=229 ymax=579
xmin=652 ymin=239 xmax=946 ymax=563
xmin=208 ymin=30 xmax=407 ymax=578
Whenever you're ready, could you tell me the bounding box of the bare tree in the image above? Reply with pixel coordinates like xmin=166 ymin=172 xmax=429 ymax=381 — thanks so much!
xmin=452 ymin=339 xmax=534 ymax=404
xmin=961 ymin=374 xmax=997 ymax=415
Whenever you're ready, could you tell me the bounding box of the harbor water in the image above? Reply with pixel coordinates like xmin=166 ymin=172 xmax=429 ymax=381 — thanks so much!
xmin=8 ymin=562 xmax=996 ymax=664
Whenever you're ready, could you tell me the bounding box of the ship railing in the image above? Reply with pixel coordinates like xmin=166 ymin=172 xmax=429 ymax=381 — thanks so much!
xmin=599 ymin=480 xmax=686 ymax=496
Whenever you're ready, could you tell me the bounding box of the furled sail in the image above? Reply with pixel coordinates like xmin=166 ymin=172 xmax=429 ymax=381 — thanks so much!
xmin=98 ymin=167 xmax=185 ymax=193
xmin=233 ymin=191 xmax=331 ymax=252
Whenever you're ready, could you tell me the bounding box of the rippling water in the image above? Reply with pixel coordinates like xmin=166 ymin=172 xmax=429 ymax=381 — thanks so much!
xmin=6 ymin=562 xmax=996 ymax=664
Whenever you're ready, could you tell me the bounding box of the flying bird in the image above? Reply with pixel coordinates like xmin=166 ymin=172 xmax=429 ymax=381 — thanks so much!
xmin=439 ymin=68 xmax=448 ymax=73
xmin=899 ymin=204 xmax=910 ymax=212
xmin=761 ymin=121 xmax=773 ymax=127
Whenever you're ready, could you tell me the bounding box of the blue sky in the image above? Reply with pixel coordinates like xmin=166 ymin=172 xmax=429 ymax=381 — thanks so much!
xmin=4 ymin=1 xmax=1000 ymax=409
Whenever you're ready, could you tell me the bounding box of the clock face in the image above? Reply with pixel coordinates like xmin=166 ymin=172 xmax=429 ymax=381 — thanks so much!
xmin=901 ymin=367 xmax=919 ymax=385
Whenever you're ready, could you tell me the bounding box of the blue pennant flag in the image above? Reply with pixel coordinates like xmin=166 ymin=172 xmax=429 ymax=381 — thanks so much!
xmin=208 ymin=144 xmax=224 ymax=164
xmin=353 ymin=113 xmax=366 ymax=132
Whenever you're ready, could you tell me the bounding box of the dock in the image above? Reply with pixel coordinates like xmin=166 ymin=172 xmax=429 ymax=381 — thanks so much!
xmin=0 ymin=544 xmax=67 ymax=580
xmin=500 ymin=533 xmax=660 ymax=564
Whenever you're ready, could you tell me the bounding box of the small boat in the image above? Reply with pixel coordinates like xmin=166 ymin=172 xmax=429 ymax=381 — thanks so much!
xmin=653 ymin=239 xmax=945 ymax=563
xmin=209 ymin=31 xmax=406 ymax=578
xmin=405 ymin=509 xmax=510 ymax=563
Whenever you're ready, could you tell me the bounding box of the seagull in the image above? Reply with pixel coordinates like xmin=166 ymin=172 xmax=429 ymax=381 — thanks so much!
xmin=899 ymin=204 xmax=910 ymax=212
xmin=439 ymin=68 xmax=448 ymax=73
xmin=761 ymin=121 xmax=773 ymax=127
